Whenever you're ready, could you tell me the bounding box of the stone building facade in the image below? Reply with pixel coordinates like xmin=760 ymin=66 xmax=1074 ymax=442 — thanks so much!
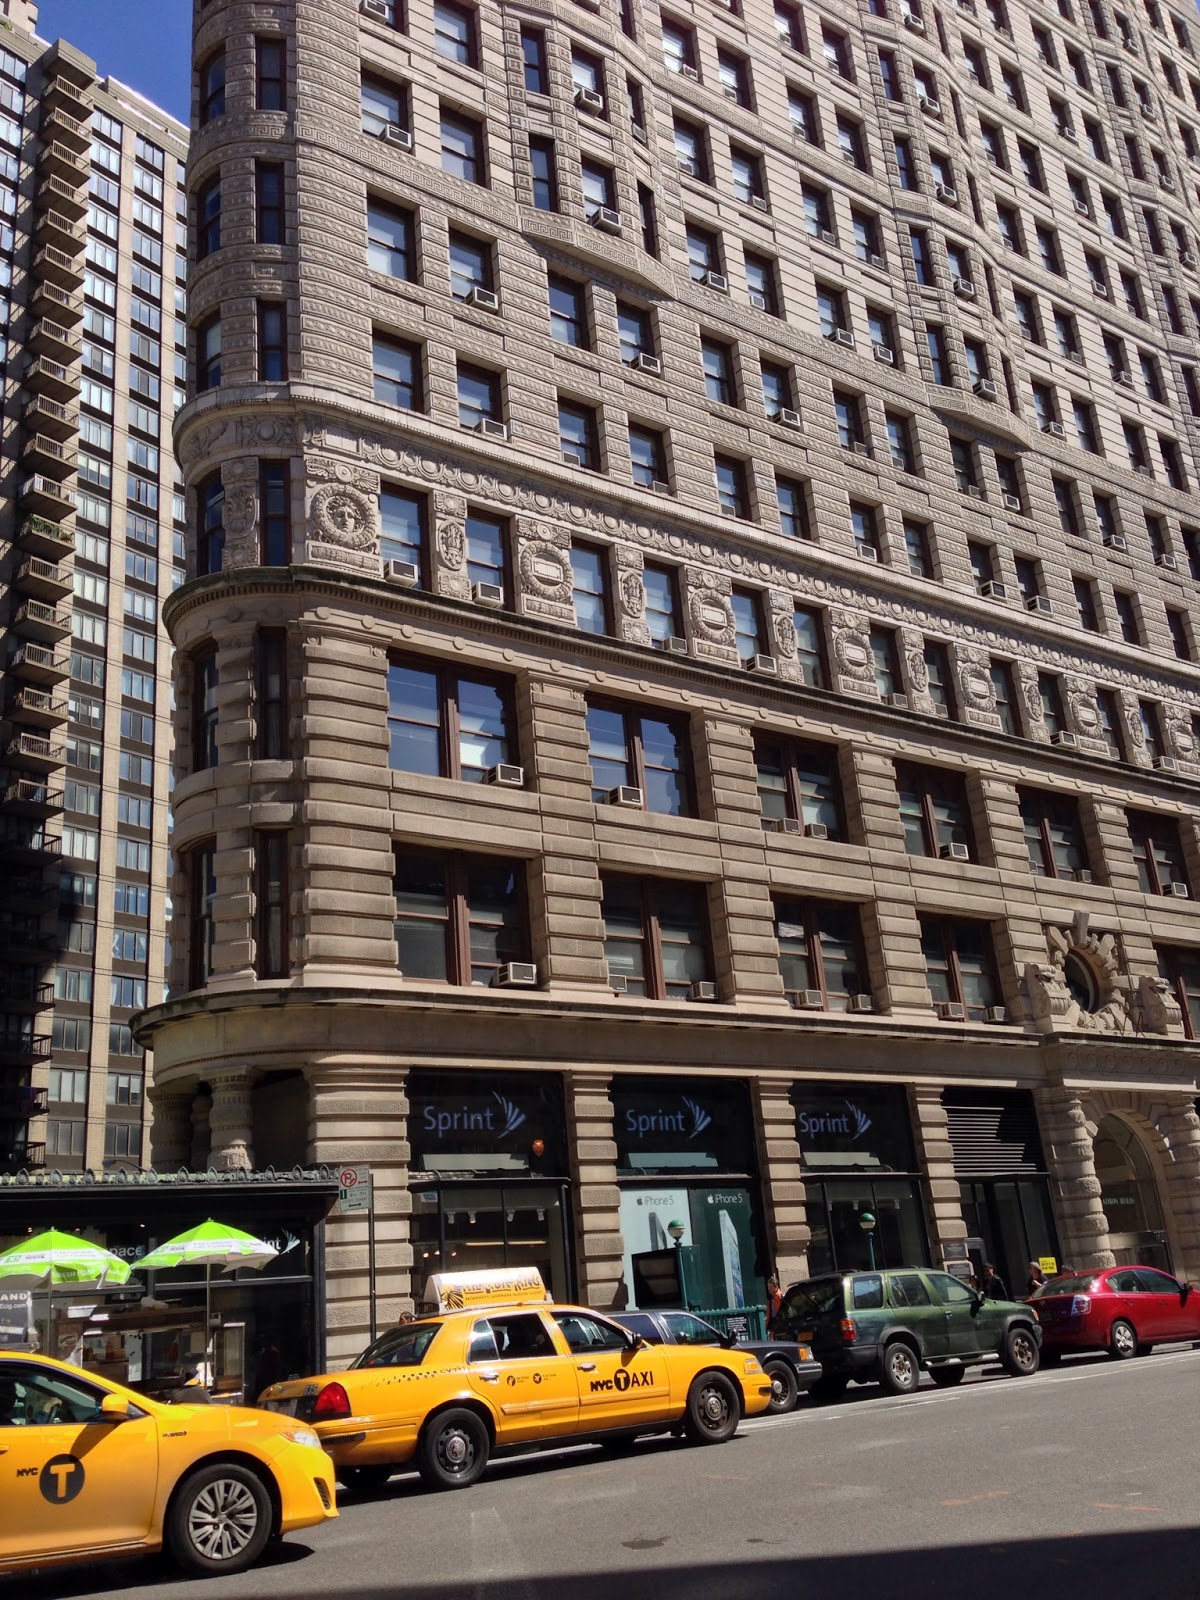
xmin=141 ymin=0 xmax=1200 ymax=1363
xmin=0 ymin=3 xmax=188 ymax=1177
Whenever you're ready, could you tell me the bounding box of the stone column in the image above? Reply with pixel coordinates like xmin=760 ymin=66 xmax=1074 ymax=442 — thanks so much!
xmin=1035 ymin=1087 xmax=1114 ymax=1270
xmin=308 ymin=1065 xmax=412 ymax=1369
xmin=752 ymin=1077 xmax=809 ymax=1285
xmin=1157 ymin=1096 xmax=1200 ymax=1281
xmin=148 ymin=1087 xmax=193 ymax=1169
xmin=208 ymin=1068 xmax=256 ymax=1173
xmin=909 ymin=1086 xmax=968 ymax=1266
xmin=190 ymin=1090 xmax=212 ymax=1170
xmin=566 ymin=1070 xmax=624 ymax=1309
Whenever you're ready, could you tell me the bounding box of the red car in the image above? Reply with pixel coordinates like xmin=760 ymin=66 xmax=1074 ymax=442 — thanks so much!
xmin=1032 ymin=1266 xmax=1200 ymax=1361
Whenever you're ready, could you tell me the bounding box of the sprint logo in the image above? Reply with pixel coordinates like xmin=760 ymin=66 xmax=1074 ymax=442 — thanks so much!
xmin=683 ymin=1098 xmax=711 ymax=1138
xmin=494 ymin=1093 xmax=526 ymax=1137
xmin=589 ymin=1369 xmax=656 ymax=1393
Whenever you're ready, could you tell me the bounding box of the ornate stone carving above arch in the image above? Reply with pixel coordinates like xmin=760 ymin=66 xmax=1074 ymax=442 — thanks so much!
xmin=1023 ymin=914 xmax=1137 ymax=1034
xmin=305 ymin=456 xmax=381 ymax=573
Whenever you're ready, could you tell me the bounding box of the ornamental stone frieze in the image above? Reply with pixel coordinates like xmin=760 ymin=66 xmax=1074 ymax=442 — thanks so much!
xmin=304 ymin=456 xmax=381 ymax=572
xmin=1023 ymin=913 xmax=1182 ymax=1038
xmin=515 ymin=519 xmax=575 ymax=625
xmin=612 ymin=544 xmax=651 ymax=647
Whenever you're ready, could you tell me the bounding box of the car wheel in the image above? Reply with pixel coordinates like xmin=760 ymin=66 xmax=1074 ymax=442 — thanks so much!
xmin=1108 ymin=1319 xmax=1137 ymax=1360
xmin=683 ymin=1371 xmax=740 ymax=1445
xmin=166 ymin=1462 xmax=273 ymax=1577
xmin=1000 ymin=1325 xmax=1040 ymax=1377
xmin=929 ymin=1366 xmax=966 ymax=1388
xmin=764 ymin=1360 xmax=799 ymax=1415
xmin=878 ymin=1341 xmax=921 ymax=1396
xmin=417 ymin=1408 xmax=490 ymax=1490
xmin=339 ymin=1465 xmax=395 ymax=1493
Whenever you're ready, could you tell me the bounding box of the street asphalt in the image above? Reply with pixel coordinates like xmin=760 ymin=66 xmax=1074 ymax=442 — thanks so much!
xmin=15 ymin=1345 xmax=1200 ymax=1600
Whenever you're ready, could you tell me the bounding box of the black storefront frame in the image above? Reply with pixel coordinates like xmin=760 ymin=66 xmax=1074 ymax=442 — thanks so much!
xmin=409 ymin=1175 xmax=577 ymax=1306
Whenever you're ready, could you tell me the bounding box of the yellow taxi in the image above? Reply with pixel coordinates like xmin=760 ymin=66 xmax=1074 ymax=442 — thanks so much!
xmin=261 ymin=1268 xmax=774 ymax=1492
xmin=0 ymin=1350 xmax=337 ymax=1579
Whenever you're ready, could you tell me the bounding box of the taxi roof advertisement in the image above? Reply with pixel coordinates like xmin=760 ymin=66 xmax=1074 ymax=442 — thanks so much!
xmin=424 ymin=1266 xmax=551 ymax=1311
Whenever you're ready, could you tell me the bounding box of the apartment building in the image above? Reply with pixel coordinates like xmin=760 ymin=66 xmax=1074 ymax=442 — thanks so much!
xmin=141 ymin=0 xmax=1200 ymax=1363
xmin=0 ymin=0 xmax=188 ymax=1175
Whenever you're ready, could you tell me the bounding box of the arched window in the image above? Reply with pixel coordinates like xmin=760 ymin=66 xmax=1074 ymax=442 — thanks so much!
xmin=200 ymin=48 xmax=226 ymax=125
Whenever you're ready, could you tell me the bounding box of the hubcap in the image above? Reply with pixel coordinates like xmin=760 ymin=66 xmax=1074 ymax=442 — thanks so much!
xmin=1115 ymin=1324 xmax=1134 ymax=1354
xmin=700 ymin=1386 xmax=729 ymax=1428
xmin=439 ymin=1427 xmax=473 ymax=1472
xmin=891 ymin=1350 xmax=915 ymax=1385
xmin=1013 ymin=1335 xmax=1035 ymax=1370
xmin=188 ymin=1478 xmax=259 ymax=1563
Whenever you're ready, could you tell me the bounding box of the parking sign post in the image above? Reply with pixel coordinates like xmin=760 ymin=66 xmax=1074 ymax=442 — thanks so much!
xmin=338 ymin=1166 xmax=376 ymax=1341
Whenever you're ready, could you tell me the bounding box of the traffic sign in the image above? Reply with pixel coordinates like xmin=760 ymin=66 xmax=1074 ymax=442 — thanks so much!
xmin=338 ymin=1165 xmax=372 ymax=1213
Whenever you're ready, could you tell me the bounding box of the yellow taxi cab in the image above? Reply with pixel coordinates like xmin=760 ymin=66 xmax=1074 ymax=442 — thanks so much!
xmin=261 ymin=1268 xmax=774 ymax=1492
xmin=0 ymin=1349 xmax=337 ymax=1580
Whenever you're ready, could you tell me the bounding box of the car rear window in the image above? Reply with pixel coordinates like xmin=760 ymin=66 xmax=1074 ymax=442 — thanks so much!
xmin=777 ymin=1279 xmax=843 ymax=1333
xmin=353 ymin=1322 xmax=441 ymax=1368
xmin=1031 ymin=1276 xmax=1099 ymax=1297
xmin=850 ymin=1274 xmax=884 ymax=1310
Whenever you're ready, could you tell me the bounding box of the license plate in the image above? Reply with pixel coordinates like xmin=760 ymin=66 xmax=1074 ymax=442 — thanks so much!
xmin=795 ymin=1331 xmax=813 ymax=1342
xmin=264 ymin=1397 xmax=298 ymax=1416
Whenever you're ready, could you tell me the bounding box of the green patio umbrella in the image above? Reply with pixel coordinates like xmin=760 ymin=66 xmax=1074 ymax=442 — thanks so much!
xmin=135 ymin=1220 xmax=278 ymax=1379
xmin=0 ymin=1228 xmax=132 ymax=1354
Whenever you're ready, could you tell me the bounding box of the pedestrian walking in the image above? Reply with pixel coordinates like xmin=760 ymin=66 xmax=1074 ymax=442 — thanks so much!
xmin=981 ymin=1262 xmax=1009 ymax=1300
xmin=766 ymin=1273 xmax=783 ymax=1332
xmin=1025 ymin=1261 xmax=1047 ymax=1297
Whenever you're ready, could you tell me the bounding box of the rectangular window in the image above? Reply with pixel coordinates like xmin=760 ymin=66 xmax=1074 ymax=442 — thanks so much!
xmin=730 ymin=586 xmax=763 ymax=658
xmin=896 ymin=762 xmax=975 ymax=859
xmin=449 ymin=231 xmax=492 ymax=300
xmin=192 ymin=650 xmax=218 ymax=772
xmin=441 ymin=108 xmax=484 ymax=183
xmin=457 ymin=362 xmax=500 ymax=429
xmin=373 ymin=332 xmax=422 ymax=409
xmin=643 ymin=563 xmax=682 ymax=647
xmin=870 ymin=625 xmax=902 ymax=698
xmin=434 ymin=1 xmax=477 ymax=67
xmin=572 ymin=542 xmax=609 ymax=634
xmin=715 ymin=455 xmax=749 ymax=518
xmin=254 ymin=832 xmax=289 ymax=978
xmin=1128 ymin=810 xmax=1189 ymax=895
xmin=189 ymin=843 xmax=217 ymax=990
xmin=530 ymin=137 xmax=558 ymax=211
xmin=367 ymin=199 xmax=414 ymax=279
xmin=393 ymin=850 xmax=526 ymax=985
xmin=387 ymin=659 xmax=513 ymax=782
xmin=257 ymin=301 xmax=287 ymax=382
xmin=776 ymin=899 xmax=867 ymax=1011
xmin=1020 ymin=788 xmax=1090 ymax=880
xmin=256 ymin=628 xmax=288 ymax=759
xmin=601 ymin=876 xmax=711 ymax=999
xmin=1159 ymin=947 xmax=1200 ymax=1039
xmin=549 ymin=275 xmax=587 ymax=347
xmin=259 ymin=461 xmax=289 ymax=566
xmin=256 ymin=36 xmax=286 ymax=111
xmin=777 ymin=478 xmax=810 ymax=541
xmin=629 ymin=425 xmax=667 ymax=489
xmin=756 ymin=735 xmax=842 ymax=835
xmin=362 ymin=73 xmax=408 ymax=137
xmin=920 ymin=916 xmax=1000 ymax=1020
xmin=256 ymin=161 xmax=284 ymax=246
xmin=586 ymin=700 xmax=691 ymax=814
xmin=380 ymin=486 xmax=425 ymax=572
xmin=522 ymin=27 xmax=547 ymax=94
xmin=465 ymin=510 xmax=506 ymax=594
xmin=558 ymin=398 xmax=599 ymax=469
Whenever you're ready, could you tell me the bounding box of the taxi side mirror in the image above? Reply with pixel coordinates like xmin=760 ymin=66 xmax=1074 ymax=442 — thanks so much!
xmin=624 ymin=1331 xmax=645 ymax=1352
xmin=99 ymin=1394 xmax=132 ymax=1423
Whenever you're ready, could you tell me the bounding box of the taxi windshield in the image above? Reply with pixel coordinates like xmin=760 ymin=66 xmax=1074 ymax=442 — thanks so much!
xmin=352 ymin=1322 xmax=441 ymax=1369
xmin=1031 ymin=1275 xmax=1101 ymax=1297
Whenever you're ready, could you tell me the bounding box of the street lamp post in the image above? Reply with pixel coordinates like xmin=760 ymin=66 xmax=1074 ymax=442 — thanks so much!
xmin=859 ymin=1209 xmax=877 ymax=1272
xmin=667 ymin=1219 xmax=688 ymax=1308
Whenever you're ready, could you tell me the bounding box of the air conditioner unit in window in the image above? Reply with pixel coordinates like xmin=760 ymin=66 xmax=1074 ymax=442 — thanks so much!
xmin=747 ymin=289 xmax=768 ymax=310
xmin=1074 ymin=198 xmax=1091 ymax=216
xmin=359 ymin=0 xmax=390 ymax=19
xmin=745 ymin=653 xmax=778 ymax=675
xmin=1002 ymin=494 xmax=1022 ymax=513
xmin=1155 ymin=552 xmax=1178 ymax=570
xmin=778 ymin=407 xmax=802 ymax=428
xmin=940 ymin=842 xmax=970 ymax=861
xmin=590 ymin=206 xmax=623 ymax=233
xmin=662 ymin=635 xmax=689 ymax=654
xmin=1182 ymin=250 xmax=1198 ymax=268
xmin=608 ymin=785 xmax=643 ymax=807
xmin=609 ymin=973 xmax=629 ymax=993
xmin=574 ymin=86 xmax=605 ymax=114
xmin=831 ymin=328 xmax=856 ymax=348
xmin=1161 ymin=175 xmax=1176 ymax=190
xmin=472 ymin=581 xmax=504 ymax=607
xmin=818 ymin=228 xmax=837 ymax=246
xmin=973 ymin=379 xmax=998 ymax=399
xmin=492 ymin=962 xmax=538 ymax=988
xmin=1166 ymin=881 xmax=1191 ymax=897
xmin=384 ymin=559 xmax=419 ymax=587
xmin=749 ymin=195 xmax=770 ymax=213
xmin=966 ymin=485 xmax=986 ymax=500
xmin=1041 ymin=421 xmax=1067 ymax=438
xmin=677 ymin=154 xmax=699 ymax=176
xmin=380 ymin=124 xmax=413 ymax=150
xmin=885 ymin=691 xmax=908 ymax=709
xmin=919 ymin=95 xmax=943 ymax=118
xmin=486 ymin=763 xmax=525 ymax=787
xmin=983 ymin=1006 xmax=1009 ymax=1024
xmin=632 ymin=122 xmax=648 ymax=145
xmin=851 ymin=442 xmax=873 ymax=458
xmin=952 ymin=277 xmax=976 ymax=299
xmin=689 ymin=980 xmax=719 ymax=1001
xmin=1062 ymin=127 xmax=1078 ymax=142
xmin=1026 ymin=595 xmax=1052 ymax=614
xmin=679 ymin=64 xmax=700 ymax=81
xmin=794 ymin=989 xmax=826 ymax=1010
xmin=562 ymin=449 xmax=586 ymax=467
xmin=1075 ymin=869 xmax=1094 ymax=884
xmin=1052 ymin=730 xmax=1078 ymax=748
xmin=935 ymin=1001 xmax=967 ymax=1020
xmin=763 ymin=816 xmax=802 ymax=834
xmin=1103 ymin=533 xmax=1128 ymax=551
xmin=857 ymin=543 xmax=879 ymax=561
xmin=703 ymin=270 xmax=729 ymax=292
xmin=980 ymin=580 xmax=1008 ymax=599
xmin=873 ymin=344 xmax=894 ymax=365
xmin=935 ymin=183 xmax=959 ymax=205
xmin=650 ymin=480 xmax=672 ymax=495
xmin=632 ymin=351 xmax=661 ymax=374
xmin=473 ymin=418 xmax=508 ymax=440
xmin=1154 ymin=756 xmax=1181 ymax=772
xmin=903 ymin=12 xmax=927 ymax=31
xmin=468 ymin=286 xmax=499 ymax=311
xmin=1092 ymin=281 xmax=1110 ymax=298
xmin=804 ymin=822 xmax=829 ymax=840
xmin=847 ymin=993 xmax=874 ymax=1013
xmin=983 ymin=150 xmax=998 ymax=166
xmin=1114 ymin=370 xmax=1134 ymax=387
xmin=723 ymin=85 xmax=740 ymax=101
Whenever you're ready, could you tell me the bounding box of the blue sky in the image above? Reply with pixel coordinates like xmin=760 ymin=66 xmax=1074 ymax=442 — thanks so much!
xmin=36 ymin=1 xmax=191 ymax=122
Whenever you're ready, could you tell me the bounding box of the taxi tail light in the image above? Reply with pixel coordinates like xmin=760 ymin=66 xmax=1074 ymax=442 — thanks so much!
xmin=839 ymin=1317 xmax=858 ymax=1344
xmin=312 ymin=1382 xmax=352 ymax=1421
xmin=1071 ymin=1295 xmax=1091 ymax=1316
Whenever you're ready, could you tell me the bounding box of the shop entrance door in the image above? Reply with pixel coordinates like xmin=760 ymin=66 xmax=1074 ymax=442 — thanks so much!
xmin=411 ymin=1181 xmax=574 ymax=1303
xmin=805 ymin=1176 xmax=930 ymax=1276
xmin=1093 ymin=1117 xmax=1172 ymax=1272
xmin=959 ymin=1179 xmax=1060 ymax=1297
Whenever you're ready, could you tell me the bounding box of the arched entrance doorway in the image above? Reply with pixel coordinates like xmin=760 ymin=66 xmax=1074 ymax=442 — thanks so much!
xmin=1092 ymin=1116 xmax=1172 ymax=1271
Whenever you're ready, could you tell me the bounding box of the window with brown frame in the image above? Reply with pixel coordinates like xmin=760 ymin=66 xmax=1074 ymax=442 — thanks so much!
xmin=1158 ymin=946 xmax=1200 ymax=1038
xmin=775 ymin=898 xmax=868 ymax=1011
xmin=393 ymin=849 xmax=527 ymax=985
xmin=387 ymin=658 xmax=514 ymax=782
xmin=919 ymin=915 xmax=1001 ymax=1020
xmin=1018 ymin=788 xmax=1090 ymax=880
xmin=256 ymin=629 xmax=288 ymax=759
xmin=586 ymin=699 xmax=692 ymax=815
xmin=1128 ymin=810 xmax=1191 ymax=896
xmin=601 ymin=875 xmax=713 ymax=1000
xmin=755 ymin=736 xmax=844 ymax=838
xmin=255 ymin=36 xmax=287 ymax=111
xmin=254 ymin=832 xmax=289 ymax=978
xmin=895 ymin=762 xmax=975 ymax=860
xmin=259 ymin=461 xmax=289 ymax=566
xmin=192 ymin=649 xmax=218 ymax=772
xmin=188 ymin=843 xmax=217 ymax=991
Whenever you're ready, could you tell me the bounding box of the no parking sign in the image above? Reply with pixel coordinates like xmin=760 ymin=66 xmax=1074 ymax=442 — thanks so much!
xmin=338 ymin=1165 xmax=372 ymax=1213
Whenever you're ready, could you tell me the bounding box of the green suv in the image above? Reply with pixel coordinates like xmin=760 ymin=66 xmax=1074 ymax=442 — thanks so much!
xmin=775 ymin=1268 xmax=1042 ymax=1399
